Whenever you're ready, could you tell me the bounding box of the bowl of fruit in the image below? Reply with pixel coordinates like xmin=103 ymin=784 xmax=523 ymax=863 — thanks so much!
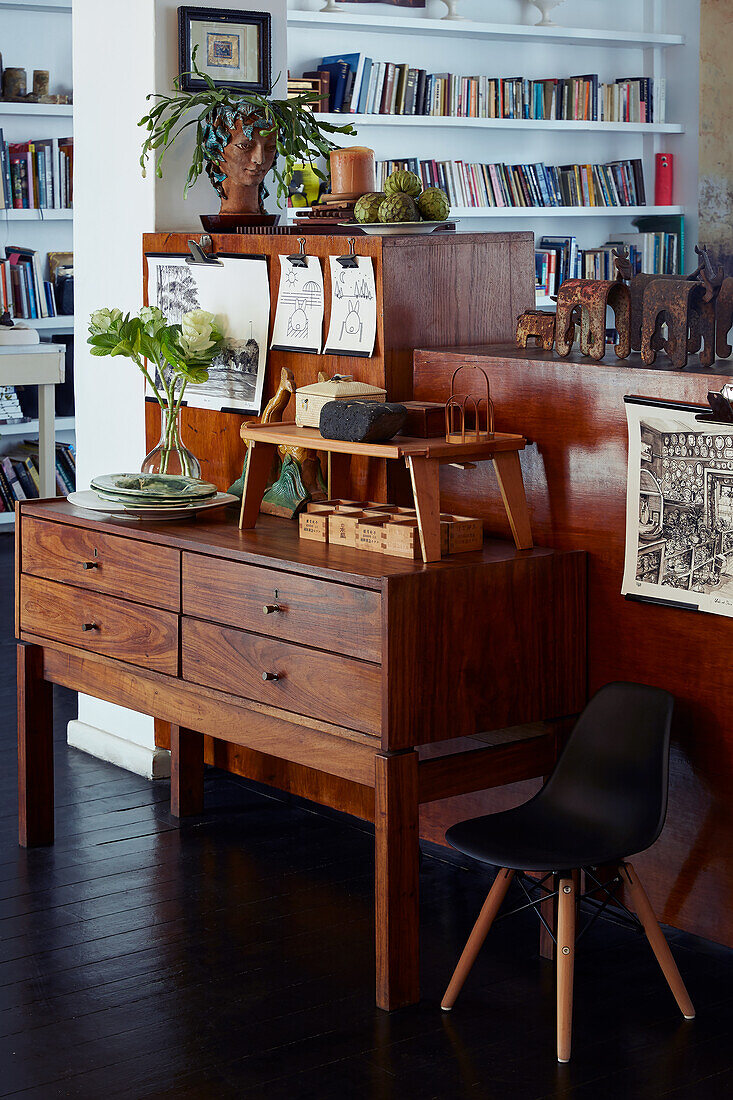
xmin=344 ymin=170 xmax=453 ymax=235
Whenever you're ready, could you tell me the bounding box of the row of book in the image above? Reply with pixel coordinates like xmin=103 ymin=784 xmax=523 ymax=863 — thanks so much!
xmin=0 ymin=131 xmax=73 ymax=210
xmin=375 ymin=158 xmax=647 ymax=209
xmin=311 ymin=54 xmax=665 ymax=122
xmin=0 ymin=247 xmax=58 ymax=319
xmin=0 ymin=442 xmax=76 ymax=513
xmin=534 ymin=229 xmax=681 ymax=298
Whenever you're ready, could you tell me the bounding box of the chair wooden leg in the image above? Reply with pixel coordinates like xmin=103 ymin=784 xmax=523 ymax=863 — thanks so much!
xmin=556 ymin=875 xmax=576 ymax=1063
xmin=621 ymin=862 xmax=695 ymax=1019
xmin=441 ymin=868 xmax=514 ymax=1011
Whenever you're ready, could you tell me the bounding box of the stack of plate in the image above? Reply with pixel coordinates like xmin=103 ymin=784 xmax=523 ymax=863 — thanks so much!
xmin=68 ymin=473 xmax=237 ymax=520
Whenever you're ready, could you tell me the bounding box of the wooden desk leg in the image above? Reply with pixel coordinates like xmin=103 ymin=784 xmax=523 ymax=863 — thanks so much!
xmin=170 ymin=725 xmax=204 ymax=818
xmin=375 ymin=750 xmax=419 ymax=1010
xmin=406 ymin=456 xmax=442 ymax=563
xmin=18 ymin=643 xmax=54 ymax=848
xmin=238 ymin=442 xmax=277 ymax=530
xmin=491 ymin=451 xmax=534 ymax=550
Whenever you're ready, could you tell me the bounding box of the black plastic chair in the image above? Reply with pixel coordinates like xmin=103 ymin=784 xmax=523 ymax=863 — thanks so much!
xmin=441 ymin=682 xmax=694 ymax=1063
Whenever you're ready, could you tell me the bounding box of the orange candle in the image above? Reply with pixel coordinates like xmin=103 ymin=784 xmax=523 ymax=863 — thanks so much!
xmin=329 ymin=146 xmax=376 ymax=197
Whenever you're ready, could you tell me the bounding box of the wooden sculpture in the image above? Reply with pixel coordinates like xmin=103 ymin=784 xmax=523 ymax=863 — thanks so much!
xmin=554 ymin=279 xmax=631 ymax=361
xmin=233 ymin=367 xmax=327 ymax=517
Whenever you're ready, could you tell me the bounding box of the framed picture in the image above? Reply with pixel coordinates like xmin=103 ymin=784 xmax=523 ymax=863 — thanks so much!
xmin=177 ymin=6 xmax=271 ymax=94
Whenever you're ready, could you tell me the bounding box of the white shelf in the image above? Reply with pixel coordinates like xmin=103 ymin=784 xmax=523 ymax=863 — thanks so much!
xmin=30 ymin=316 xmax=74 ymax=330
xmin=288 ymin=205 xmax=683 ymax=221
xmin=0 ymin=102 xmax=72 ymax=117
xmin=0 ymin=208 xmax=72 ymax=221
xmin=0 ymin=415 xmax=74 ymax=436
xmin=323 ymin=113 xmax=683 ymax=135
xmin=0 ymin=512 xmax=15 ymax=527
xmin=0 ymin=0 xmax=71 ymax=11
xmin=287 ymin=11 xmax=684 ymax=50
xmin=535 ymin=295 xmax=556 ymax=308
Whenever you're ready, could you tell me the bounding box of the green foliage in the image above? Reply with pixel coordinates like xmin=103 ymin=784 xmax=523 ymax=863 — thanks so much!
xmin=138 ymin=47 xmax=355 ymax=204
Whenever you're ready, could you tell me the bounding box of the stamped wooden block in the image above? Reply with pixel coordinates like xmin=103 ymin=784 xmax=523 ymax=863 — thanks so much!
xmin=328 ymin=509 xmax=371 ymax=548
xmin=299 ymin=510 xmax=334 ymax=542
xmin=444 ymin=515 xmax=484 ymax=554
xmin=356 ymin=517 xmax=390 ymax=553
xmin=384 ymin=518 xmax=450 ymax=559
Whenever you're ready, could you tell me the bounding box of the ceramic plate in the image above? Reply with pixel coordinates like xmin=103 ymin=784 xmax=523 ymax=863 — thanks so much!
xmin=90 ymin=473 xmax=217 ymax=500
xmin=68 ymin=490 xmax=238 ymax=520
xmin=340 ymin=221 xmax=454 ymax=236
xmin=92 ymin=489 xmax=212 ymax=509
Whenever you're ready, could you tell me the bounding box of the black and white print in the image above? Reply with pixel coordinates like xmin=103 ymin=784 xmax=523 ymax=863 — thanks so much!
xmin=147 ymin=254 xmax=270 ymax=414
xmin=622 ymin=399 xmax=733 ymax=617
xmin=271 ymin=255 xmax=324 ymax=355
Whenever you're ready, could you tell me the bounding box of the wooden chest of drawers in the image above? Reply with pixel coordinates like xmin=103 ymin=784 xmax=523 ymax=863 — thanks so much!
xmin=15 ymin=499 xmax=586 ymax=1012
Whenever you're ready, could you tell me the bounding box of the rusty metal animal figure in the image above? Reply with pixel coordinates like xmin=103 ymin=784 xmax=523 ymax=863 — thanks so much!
xmin=516 ymin=309 xmax=556 ymax=351
xmin=614 ymin=245 xmax=723 ymax=368
xmin=715 ymin=276 xmax=733 ymax=359
xmin=554 ymin=278 xmax=631 ymax=361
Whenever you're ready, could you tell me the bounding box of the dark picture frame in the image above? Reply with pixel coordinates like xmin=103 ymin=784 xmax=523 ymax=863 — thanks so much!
xmin=177 ymin=6 xmax=272 ymax=94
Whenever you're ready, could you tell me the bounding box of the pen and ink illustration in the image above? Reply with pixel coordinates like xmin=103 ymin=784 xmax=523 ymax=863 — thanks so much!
xmin=148 ymin=255 xmax=270 ymax=413
xmin=324 ymin=256 xmax=377 ymax=358
xmin=622 ymin=400 xmax=733 ymax=618
xmin=271 ymin=256 xmax=324 ymax=354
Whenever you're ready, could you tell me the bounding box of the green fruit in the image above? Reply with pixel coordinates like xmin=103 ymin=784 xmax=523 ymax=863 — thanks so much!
xmin=384 ymin=169 xmax=422 ymax=199
xmin=416 ymin=187 xmax=450 ymax=222
xmin=354 ymin=192 xmax=386 ymax=224
xmin=378 ymin=194 xmax=418 ymax=223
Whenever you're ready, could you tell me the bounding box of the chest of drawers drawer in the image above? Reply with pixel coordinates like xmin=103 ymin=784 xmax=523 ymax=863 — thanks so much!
xmin=182 ymin=553 xmax=382 ymax=662
xmin=21 ymin=517 xmax=180 ymax=612
xmin=181 ymin=616 xmax=382 ymax=736
xmin=20 ymin=575 xmax=179 ymax=675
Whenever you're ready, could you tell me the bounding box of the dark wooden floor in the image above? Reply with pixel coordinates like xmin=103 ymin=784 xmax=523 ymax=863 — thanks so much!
xmin=2 ymin=536 xmax=732 ymax=1099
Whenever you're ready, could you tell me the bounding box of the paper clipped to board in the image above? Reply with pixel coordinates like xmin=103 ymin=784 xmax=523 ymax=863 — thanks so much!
xmin=271 ymin=255 xmax=325 ymax=355
xmin=323 ymin=256 xmax=377 ymax=359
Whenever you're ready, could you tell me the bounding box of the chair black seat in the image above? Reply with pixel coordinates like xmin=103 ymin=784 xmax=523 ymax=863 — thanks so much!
xmin=447 ymin=804 xmax=645 ymax=872
xmin=446 ymin=682 xmax=675 ymax=874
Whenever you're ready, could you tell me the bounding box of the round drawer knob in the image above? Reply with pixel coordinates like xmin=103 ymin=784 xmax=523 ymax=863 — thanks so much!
xmin=78 ymin=561 xmax=98 ymax=570
xmin=262 ymin=671 xmax=280 ymax=682
xmin=81 ymin=622 xmax=98 ymax=632
xmin=262 ymin=604 xmax=282 ymax=615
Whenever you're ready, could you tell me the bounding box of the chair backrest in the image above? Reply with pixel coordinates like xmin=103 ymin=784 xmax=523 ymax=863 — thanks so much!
xmin=539 ymin=682 xmax=674 ymax=856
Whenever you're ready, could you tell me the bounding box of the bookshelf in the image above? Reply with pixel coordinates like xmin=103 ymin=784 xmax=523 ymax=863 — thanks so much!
xmin=0 ymin=0 xmax=73 ymax=526
xmin=286 ymin=0 xmax=698 ymax=291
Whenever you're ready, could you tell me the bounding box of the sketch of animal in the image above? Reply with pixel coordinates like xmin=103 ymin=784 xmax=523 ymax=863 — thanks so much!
xmin=341 ymin=299 xmax=363 ymax=342
xmin=287 ymin=301 xmax=309 ymax=340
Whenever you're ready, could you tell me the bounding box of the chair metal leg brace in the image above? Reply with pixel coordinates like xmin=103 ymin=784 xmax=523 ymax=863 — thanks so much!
xmin=441 ymin=868 xmax=514 ymax=1011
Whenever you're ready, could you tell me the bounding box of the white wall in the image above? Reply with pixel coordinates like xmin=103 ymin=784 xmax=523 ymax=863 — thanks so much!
xmin=70 ymin=0 xmax=286 ymax=776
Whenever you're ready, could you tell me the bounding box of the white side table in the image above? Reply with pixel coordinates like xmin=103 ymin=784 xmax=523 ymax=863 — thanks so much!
xmin=0 ymin=345 xmax=66 ymax=498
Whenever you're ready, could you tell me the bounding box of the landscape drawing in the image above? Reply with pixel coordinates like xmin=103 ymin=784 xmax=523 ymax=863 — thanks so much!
xmin=147 ymin=254 xmax=270 ymax=413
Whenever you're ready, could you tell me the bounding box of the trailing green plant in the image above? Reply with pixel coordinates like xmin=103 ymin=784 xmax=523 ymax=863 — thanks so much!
xmin=138 ymin=47 xmax=355 ymax=204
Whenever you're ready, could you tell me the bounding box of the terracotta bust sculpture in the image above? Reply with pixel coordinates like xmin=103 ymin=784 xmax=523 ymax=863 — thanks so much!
xmin=203 ymin=106 xmax=277 ymax=215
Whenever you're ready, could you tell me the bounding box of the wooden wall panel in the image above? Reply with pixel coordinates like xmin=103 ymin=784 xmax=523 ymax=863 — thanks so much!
xmin=142 ymin=231 xmax=534 ymax=496
xmin=413 ymin=344 xmax=733 ymax=949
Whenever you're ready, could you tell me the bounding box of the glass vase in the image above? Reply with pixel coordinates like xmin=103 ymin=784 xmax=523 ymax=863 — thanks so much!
xmin=141 ymin=403 xmax=201 ymax=479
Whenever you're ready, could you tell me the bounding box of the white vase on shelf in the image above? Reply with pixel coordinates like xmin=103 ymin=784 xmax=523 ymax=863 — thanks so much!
xmin=529 ymin=0 xmax=565 ymax=26
xmin=439 ymin=0 xmax=465 ymax=19
xmin=320 ymin=0 xmax=342 ymax=12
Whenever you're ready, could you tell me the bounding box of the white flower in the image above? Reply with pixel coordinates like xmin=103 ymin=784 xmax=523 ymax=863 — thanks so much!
xmin=89 ymin=307 xmax=122 ymax=334
xmin=179 ymin=309 xmax=221 ymax=357
xmin=139 ymin=305 xmax=166 ymax=335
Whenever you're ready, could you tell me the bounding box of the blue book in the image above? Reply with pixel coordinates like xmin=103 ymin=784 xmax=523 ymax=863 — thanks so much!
xmin=321 ymin=53 xmax=360 ymax=74
xmin=357 ymin=58 xmax=373 ymax=114
xmin=317 ymin=61 xmax=350 ymax=112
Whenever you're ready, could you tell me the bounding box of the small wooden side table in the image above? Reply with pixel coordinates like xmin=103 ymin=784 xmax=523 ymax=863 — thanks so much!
xmin=0 ymin=344 xmax=65 ymax=498
xmin=238 ymin=423 xmax=533 ymax=561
